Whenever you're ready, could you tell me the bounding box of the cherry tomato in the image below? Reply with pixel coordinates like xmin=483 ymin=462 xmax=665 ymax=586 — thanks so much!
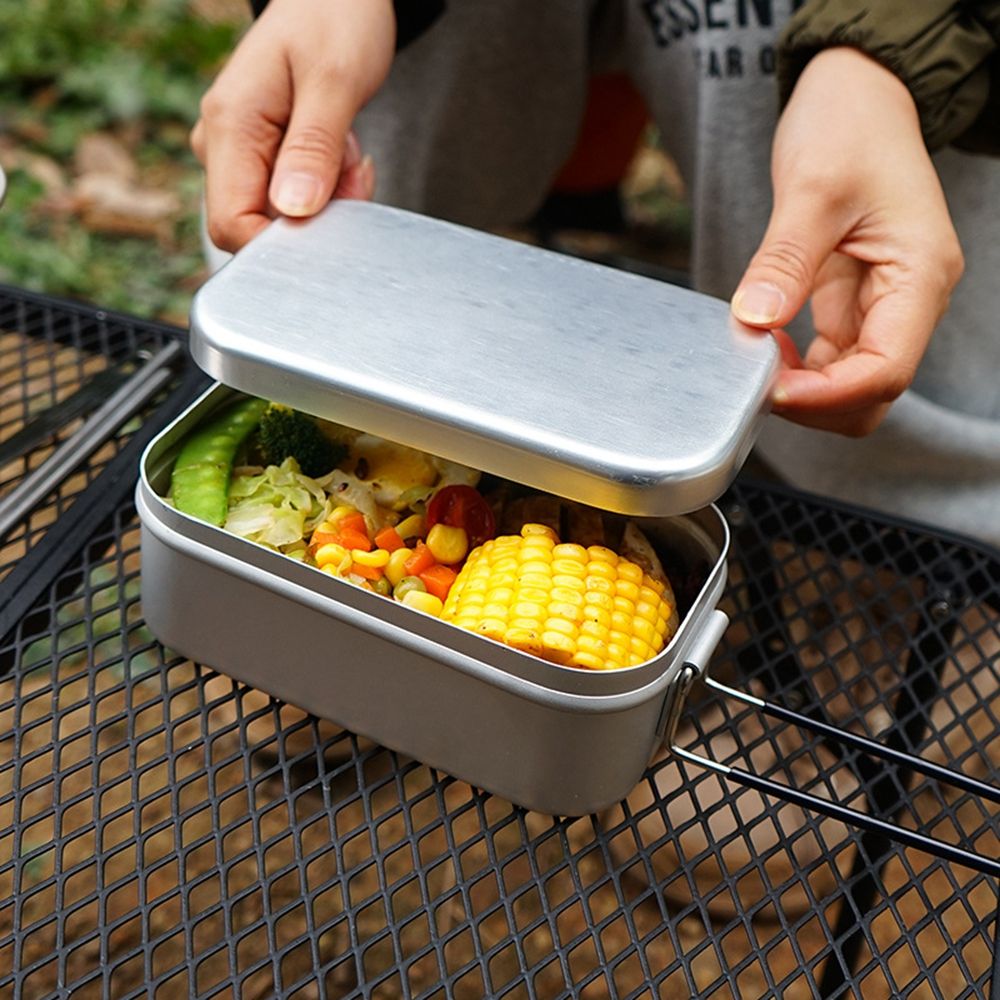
xmin=425 ymin=485 xmax=496 ymax=549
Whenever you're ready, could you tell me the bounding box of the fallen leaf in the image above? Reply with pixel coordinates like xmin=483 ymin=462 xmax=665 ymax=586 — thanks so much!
xmin=74 ymin=171 xmax=180 ymax=239
xmin=74 ymin=133 xmax=138 ymax=183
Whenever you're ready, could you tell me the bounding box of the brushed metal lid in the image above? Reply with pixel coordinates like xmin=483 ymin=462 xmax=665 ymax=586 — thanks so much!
xmin=190 ymin=201 xmax=779 ymax=516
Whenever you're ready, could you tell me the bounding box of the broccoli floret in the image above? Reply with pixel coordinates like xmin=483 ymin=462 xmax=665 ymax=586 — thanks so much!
xmin=257 ymin=404 xmax=345 ymax=477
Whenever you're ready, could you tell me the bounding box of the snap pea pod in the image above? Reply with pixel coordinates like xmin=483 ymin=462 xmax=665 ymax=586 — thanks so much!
xmin=170 ymin=396 xmax=268 ymax=525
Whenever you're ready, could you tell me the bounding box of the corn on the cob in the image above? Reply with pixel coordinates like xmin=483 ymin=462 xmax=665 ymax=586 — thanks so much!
xmin=442 ymin=524 xmax=680 ymax=669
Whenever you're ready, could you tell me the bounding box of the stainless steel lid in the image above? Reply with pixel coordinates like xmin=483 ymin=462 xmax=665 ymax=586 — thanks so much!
xmin=190 ymin=201 xmax=779 ymax=516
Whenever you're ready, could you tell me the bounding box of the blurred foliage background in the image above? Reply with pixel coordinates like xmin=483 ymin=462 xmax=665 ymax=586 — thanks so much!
xmin=0 ymin=0 xmax=249 ymax=323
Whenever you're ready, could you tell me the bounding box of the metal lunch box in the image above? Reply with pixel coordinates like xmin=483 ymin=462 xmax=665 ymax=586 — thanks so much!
xmin=137 ymin=201 xmax=767 ymax=815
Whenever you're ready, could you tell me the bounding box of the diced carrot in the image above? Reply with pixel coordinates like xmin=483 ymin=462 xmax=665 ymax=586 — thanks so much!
xmin=339 ymin=512 xmax=368 ymax=536
xmin=308 ymin=529 xmax=341 ymax=554
xmin=374 ymin=525 xmax=405 ymax=552
xmin=404 ymin=540 xmax=436 ymax=577
xmin=419 ymin=564 xmax=457 ymax=602
xmin=338 ymin=528 xmax=372 ymax=552
xmin=351 ymin=561 xmax=384 ymax=581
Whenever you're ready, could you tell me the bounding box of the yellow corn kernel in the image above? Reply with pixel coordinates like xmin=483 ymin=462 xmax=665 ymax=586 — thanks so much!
xmin=587 ymin=545 xmax=619 ymax=566
xmin=638 ymin=585 xmax=661 ymax=606
xmin=585 ymin=590 xmax=614 ymax=613
xmin=510 ymin=619 xmax=544 ymax=636
xmin=481 ymin=602 xmax=511 ymax=621
xmin=610 ymin=610 xmax=633 ymax=633
xmin=552 ymin=561 xmax=587 ymax=582
xmin=552 ymin=574 xmax=586 ymax=592
xmin=544 ymin=617 xmax=578 ymax=638
xmin=394 ymin=513 xmax=424 ymax=539
xmin=615 ymin=579 xmax=640 ymax=602
xmin=352 ymin=547 xmax=390 ymax=568
xmin=512 ymin=601 xmax=547 ymax=620
xmin=505 ymin=627 xmax=543 ymax=654
xmin=580 ymin=619 xmax=610 ymax=640
xmin=618 ymin=562 xmax=643 ymax=585
xmin=632 ymin=618 xmax=657 ymax=647
xmin=315 ymin=543 xmax=351 ymax=573
xmin=326 ymin=505 xmax=358 ymax=526
xmin=586 ymin=560 xmax=617 ymax=581
xmin=630 ymin=636 xmax=652 ymax=660
xmin=571 ymin=651 xmax=605 ymax=671
xmin=613 ymin=594 xmax=635 ymax=615
xmin=635 ymin=599 xmax=660 ymax=622
xmin=577 ymin=634 xmax=609 ymax=658
xmin=518 ymin=558 xmax=552 ymax=576
xmin=401 ymin=590 xmax=444 ymax=616
xmin=477 ymin=618 xmax=508 ymax=640
xmin=516 ymin=586 xmax=551 ymax=604
xmin=583 ymin=605 xmax=612 ymax=629
xmin=426 ymin=523 xmax=469 ymax=564
xmin=548 ymin=601 xmax=584 ymax=624
xmin=553 ymin=543 xmax=587 ymax=562
xmin=540 ymin=632 xmax=575 ymax=664
xmin=385 ymin=547 xmax=414 ymax=587
xmin=606 ymin=643 xmax=629 ymax=667
xmin=517 ymin=573 xmax=552 ymax=591
xmin=585 ymin=575 xmax=616 ymax=596
xmin=485 ymin=586 xmax=515 ymax=605
xmin=521 ymin=523 xmax=559 ymax=542
xmin=550 ymin=586 xmax=585 ymax=606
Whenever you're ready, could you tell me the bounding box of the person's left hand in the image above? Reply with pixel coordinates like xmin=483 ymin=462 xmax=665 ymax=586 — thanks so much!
xmin=731 ymin=47 xmax=964 ymax=436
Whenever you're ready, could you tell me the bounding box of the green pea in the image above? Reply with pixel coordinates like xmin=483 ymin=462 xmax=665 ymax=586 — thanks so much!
xmin=393 ymin=576 xmax=426 ymax=602
xmin=170 ymin=396 xmax=268 ymax=525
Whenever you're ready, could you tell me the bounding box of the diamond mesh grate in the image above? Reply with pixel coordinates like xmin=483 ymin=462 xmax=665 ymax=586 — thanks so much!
xmin=1 ymin=287 xmax=999 ymax=999
xmin=0 ymin=287 xmax=181 ymax=585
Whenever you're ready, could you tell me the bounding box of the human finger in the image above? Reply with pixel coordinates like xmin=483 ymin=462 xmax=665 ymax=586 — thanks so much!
xmin=268 ymin=75 xmax=358 ymax=218
xmin=731 ymin=185 xmax=849 ymax=331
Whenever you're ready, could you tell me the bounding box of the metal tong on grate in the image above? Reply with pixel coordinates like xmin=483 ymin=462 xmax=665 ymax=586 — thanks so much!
xmin=0 ymin=340 xmax=183 ymax=543
xmin=665 ymin=663 xmax=1000 ymax=879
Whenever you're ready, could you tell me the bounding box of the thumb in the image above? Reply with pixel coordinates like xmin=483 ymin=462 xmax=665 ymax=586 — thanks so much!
xmin=269 ymin=81 xmax=357 ymax=219
xmin=732 ymin=194 xmax=846 ymax=329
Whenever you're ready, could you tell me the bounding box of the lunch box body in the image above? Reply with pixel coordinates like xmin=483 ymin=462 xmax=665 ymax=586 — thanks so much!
xmin=139 ymin=388 xmax=731 ymax=815
xmin=138 ymin=202 xmax=774 ymax=814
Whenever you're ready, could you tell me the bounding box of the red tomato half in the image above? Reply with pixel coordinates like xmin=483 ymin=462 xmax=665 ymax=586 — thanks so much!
xmin=425 ymin=485 xmax=496 ymax=550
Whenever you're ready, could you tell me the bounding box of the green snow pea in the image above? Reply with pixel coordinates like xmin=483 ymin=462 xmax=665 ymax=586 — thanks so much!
xmin=170 ymin=395 xmax=268 ymax=526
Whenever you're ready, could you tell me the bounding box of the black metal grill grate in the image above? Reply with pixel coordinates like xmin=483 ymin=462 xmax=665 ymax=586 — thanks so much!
xmin=1 ymin=286 xmax=999 ymax=999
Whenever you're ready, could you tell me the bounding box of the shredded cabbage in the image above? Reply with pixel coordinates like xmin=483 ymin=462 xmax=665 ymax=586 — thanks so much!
xmin=224 ymin=458 xmax=327 ymax=548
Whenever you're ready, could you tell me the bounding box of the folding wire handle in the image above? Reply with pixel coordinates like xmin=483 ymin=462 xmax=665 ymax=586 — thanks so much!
xmin=666 ymin=664 xmax=1000 ymax=879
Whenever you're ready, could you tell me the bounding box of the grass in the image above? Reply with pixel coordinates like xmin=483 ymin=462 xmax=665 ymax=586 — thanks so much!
xmin=0 ymin=0 xmax=246 ymax=322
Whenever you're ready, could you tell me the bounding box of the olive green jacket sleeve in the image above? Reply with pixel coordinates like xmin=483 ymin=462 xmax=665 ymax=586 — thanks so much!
xmin=777 ymin=1 xmax=1000 ymax=155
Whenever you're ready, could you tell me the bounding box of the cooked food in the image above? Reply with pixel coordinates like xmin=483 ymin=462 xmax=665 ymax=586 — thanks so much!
xmin=258 ymin=402 xmax=346 ymax=477
xmin=170 ymin=396 xmax=268 ymax=525
xmin=168 ymin=396 xmax=681 ymax=669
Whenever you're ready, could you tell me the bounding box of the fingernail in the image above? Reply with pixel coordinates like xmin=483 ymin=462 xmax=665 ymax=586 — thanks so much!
xmin=343 ymin=131 xmax=362 ymax=167
xmin=359 ymin=154 xmax=375 ymax=198
xmin=274 ymin=172 xmax=323 ymax=215
xmin=733 ymin=282 xmax=785 ymax=325
xmin=772 ymin=385 xmax=790 ymax=406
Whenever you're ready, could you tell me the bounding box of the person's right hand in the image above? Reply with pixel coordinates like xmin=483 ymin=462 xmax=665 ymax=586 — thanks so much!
xmin=192 ymin=0 xmax=395 ymax=253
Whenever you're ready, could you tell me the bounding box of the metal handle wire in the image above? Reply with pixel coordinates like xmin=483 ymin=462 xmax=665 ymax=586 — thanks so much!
xmin=669 ymin=665 xmax=1000 ymax=880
